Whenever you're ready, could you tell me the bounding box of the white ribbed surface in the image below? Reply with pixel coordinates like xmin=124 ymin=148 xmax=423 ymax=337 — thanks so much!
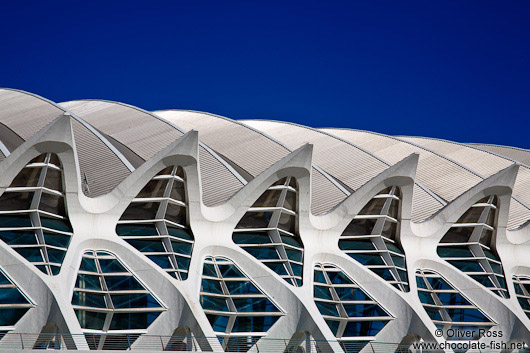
xmin=157 ymin=111 xmax=347 ymax=214
xmin=323 ymin=129 xmax=483 ymax=202
xmin=0 ymin=89 xmax=63 ymax=140
xmin=62 ymin=102 xmax=243 ymax=206
xmin=71 ymin=119 xmax=132 ymax=197
xmin=472 ymin=144 xmax=530 ymax=166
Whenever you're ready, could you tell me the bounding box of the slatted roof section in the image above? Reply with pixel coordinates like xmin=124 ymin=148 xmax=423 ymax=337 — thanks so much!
xmin=155 ymin=110 xmax=347 ymax=215
xmin=320 ymin=128 xmax=488 ymax=220
xmin=471 ymin=144 xmax=530 ymax=167
xmin=400 ymin=136 xmax=530 ymax=229
xmin=0 ymin=90 xmax=132 ymax=197
xmin=242 ymin=120 xmax=444 ymax=221
xmin=62 ymin=101 xmax=243 ymax=206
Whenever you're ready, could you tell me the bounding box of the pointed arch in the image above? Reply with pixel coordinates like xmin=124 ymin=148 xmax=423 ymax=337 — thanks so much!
xmin=72 ymin=250 xmax=166 ymax=350
xmin=415 ymin=269 xmax=495 ymax=340
xmin=200 ymin=256 xmax=285 ymax=351
xmin=436 ymin=195 xmax=509 ymax=298
xmin=338 ymin=186 xmax=409 ymax=292
xmin=116 ymin=165 xmax=195 ymax=280
xmin=233 ymin=176 xmax=304 ymax=286
xmin=0 ymin=153 xmax=73 ymax=275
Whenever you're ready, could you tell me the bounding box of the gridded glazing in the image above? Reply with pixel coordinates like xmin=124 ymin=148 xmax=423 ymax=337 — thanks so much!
xmin=72 ymin=250 xmax=164 ymax=334
xmin=512 ymin=275 xmax=530 ymax=319
xmin=200 ymin=256 xmax=284 ymax=351
xmin=0 ymin=267 xmax=33 ymax=329
xmin=313 ymin=263 xmax=392 ymax=343
xmin=233 ymin=177 xmax=303 ymax=287
xmin=416 ymin=269 xmax=495 ymax=340
xmin=437 ymin=196 xmax=508 ymax=298
xmin=0 ymin=153 xmax=73 ymax=275
xmin=338 ymin=187 xmax=409 ymax=292
xmin=116 ymin=166 xmax=194 ymax=280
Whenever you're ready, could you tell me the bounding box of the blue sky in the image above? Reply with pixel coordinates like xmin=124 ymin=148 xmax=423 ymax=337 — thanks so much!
xmin=1 ymin=1 xmax=528 ymax=148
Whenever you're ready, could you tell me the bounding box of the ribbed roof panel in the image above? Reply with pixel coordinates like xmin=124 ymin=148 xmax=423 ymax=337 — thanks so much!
xmin=472 ymin=144 xmax=530 ymax=166
xmin=157 ymin=111 xmax=347 ymax=214
xmin=62 ymin=102 xmax=244 ymax=205
xmin=323 ymin=129 xmax=483 ymax=202
xmin=0 ymin=89 xmax=63 ymax=141
xmin=71 ymin=119 xmax=131 ymax=197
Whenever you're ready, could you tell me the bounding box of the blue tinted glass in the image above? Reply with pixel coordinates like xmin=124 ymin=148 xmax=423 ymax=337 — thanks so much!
xmin=350 ymin=253 xmax=385 ymax=266
xmin=72 ymin=292 xmax=106 ymax=308
xmin=437 ymin=247 xmax=473 ymax=258
xmin=244 ymin=246 xmax=279 ymax=259
xmin=0 ymin=230 xmax=37 ymax=245
xmin=335 ymin=287 xmax=370 ymax=301
xmin=104 ymin=276 xmax=143 ymax=291
xmin=43 ymin=232 xmax=70 ymax=248
xmin=285 ymin=249 xmax=303 ymax=262
xmin=448 ymin=260 xmax=483 ymax=272
xmin=201 ymin=296 xmax=229 ymax=311
xmin=147 ymin=255 xmax=172 ymax=268
xmin=391 ymin=255 xmax=405 ymax=268
xmin=40 ymin=218 xmax=72 ymax=232
xmin=265 ymin=263 xmax=288 ymax=276
xmin=203 ymin=263 xmax=217 ymax=277
xmin=233 ymin=297 xmax=279 ymax=312
xmin=446 ymin=308 xmax=489 ymax=322
xmin=109 ymin=312 xmax=160 ymax=330
xmin=316 ymin=302 xmax=339 ymax=317
xmin=112 ymin=293 xmax=159 ymax=308
xmin=128 ymin=239 xmax=165 ymax=252
xmin=0 ymin=215 xmax=32 ymax=227
xmin=225 ymin=281 xmax=261 ymax=295
xmin=280 ymin=235 xmax=303 ymax=248
xmin=80 ymin=258 xmax=97 ymax=272
xmin=98 ymin=259 xmax=127 ymax=273
xmin=218 ymin=264 xmax=244 ymax=278
xmin=418 ymin=291 xmax=435 ymax=305
xmin=171 ymin=241 xmax=192 ymax=255
xmin=75 ymin=310 xmax=106 ymax=330
xmin=116 ymin=224 xmax=158 ymax=236
xmin=314 ymin=270 xmax=326 ymax=283
xmin=425 ymin=307 xmax=442 ymax=321
xmin=231 ymin=316 xmax=279 ymax=332
xmin=327 ymin=271 xmax=353 ymax=285
xmin=207 ymin=314 xmax=229 ymax=332
xmin=416 ymin=276 xmax=428 ymax=289
xmin=343 ymin=320 xmax=387 ymax=337
xmin=46 ymin=248 xmax=66 ymax=263
xmin=0 ymin=308 xmax=29 ymax=326
xmin=0 ymin=288 xmax=27 ymax=304
xmin=0 ymin=271 xmax=9 ymax=285
xmin=233 ymin=232 xmax=271 ymax=245
xmin=343 ymin=304 xmax=386 ymax=317
xmin=76 ymin=274 xmax=102 ymax=290
xmin=338 ymin=240 xmax=375 ymax=251
xmin=325 ymin=319 xmax=340 ymax=335
xmin=385 ymin=243 xmax=403 ymax=254
xmin=202 ymin=279 xmax=223 ymax=294
xmin=176 ymin=257 xmax=190 ymax=270
xmin=291 ymin=264 xmax=303 ymax=277
xmin=426 ymin=277 xmax=451 ymax=290
xmin=167 ymin=227 xmax=193 ymax=241
xmin=470 ymin=275 xmax=493 ymax=287
xmin=314 ymin=286 xmax=333 ymax=300
xmin=15 ymin=247 xmax=42 ymax=262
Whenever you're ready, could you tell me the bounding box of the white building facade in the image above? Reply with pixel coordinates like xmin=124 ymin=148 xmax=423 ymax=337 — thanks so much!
xmin=0 ymin=88 xmax=529 ymax=352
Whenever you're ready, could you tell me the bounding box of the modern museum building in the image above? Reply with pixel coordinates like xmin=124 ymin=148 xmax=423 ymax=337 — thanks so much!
xmin=0 ymin=88 xmax=528 ymax=352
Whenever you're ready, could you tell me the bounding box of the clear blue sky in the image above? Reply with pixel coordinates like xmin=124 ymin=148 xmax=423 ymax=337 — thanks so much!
xmin=1 ymin=1 xmax=528 ymax=148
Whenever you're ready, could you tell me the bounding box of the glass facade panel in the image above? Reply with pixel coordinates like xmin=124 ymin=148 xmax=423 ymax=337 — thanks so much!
xmin=0 ymin=268 xmax=33 ymax=327
xmin=72 ymin=250 xmax=164 ymax=339
xmin=338 ymin=187 xmax=409 ymax=292
xmin=0 ymin=153 xmax=72 ymax=276
xmin=232 ymin=177 xmax=304 ymax=287
xmin=416 ymin=269 xmax=495 ymax=340
xmin=116 ymin=166 xmax=194 ymax=280
xmin=437 ymin=195 xmax=508 ymax=298
xmin=200 ymin=256 xmax=284 ymax=350
xmin=313 ymin=263 xmax=392 ymax=341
